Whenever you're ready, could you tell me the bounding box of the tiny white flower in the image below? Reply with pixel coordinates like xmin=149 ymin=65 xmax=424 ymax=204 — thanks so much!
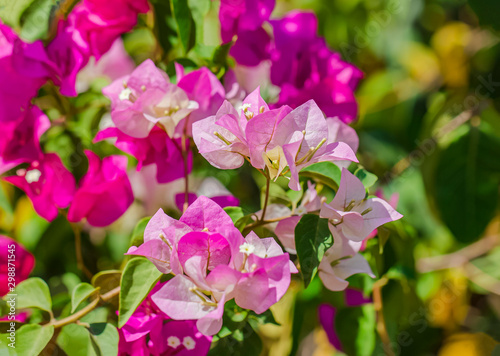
xmin=25 ymin=169 xmax=42 ymax=183
xmin=239 ymin=243 xmax=256 ymax=256
xmin=119 ymin=87 xmax=133 ymax=101
xmin=167 ymin=336 xmax=180 ymax=348
xmin=182 ymin=336 xmax=196 ymax=350
xmin=239 ymin=103 xmax=251 ymax=112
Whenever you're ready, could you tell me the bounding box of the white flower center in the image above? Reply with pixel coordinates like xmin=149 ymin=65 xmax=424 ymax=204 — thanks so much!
xmin=239 ymin=243 xmax=256 ymax=256
xmin=239 ymin=103 xmax=251 ymax=112
xmin=25 ymin=169 xmax=42 ymax=183
xmin=119 ymin=87 xmax=133 ymax=101
xmin=167 ymin=336 xmax=180 ymax=348
xmin=182 ymin=336 xmax=196 ymax=350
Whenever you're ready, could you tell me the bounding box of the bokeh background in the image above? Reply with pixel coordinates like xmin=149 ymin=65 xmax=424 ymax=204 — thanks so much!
xmin=1 ymin=0 xmax=500 ymax=355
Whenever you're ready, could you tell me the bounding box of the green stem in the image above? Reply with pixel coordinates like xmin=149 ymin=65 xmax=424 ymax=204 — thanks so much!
xmin=260 ymin=174 xmax=271 ymax=223
xmin=45 ymin=287 xmax=120 ymax=329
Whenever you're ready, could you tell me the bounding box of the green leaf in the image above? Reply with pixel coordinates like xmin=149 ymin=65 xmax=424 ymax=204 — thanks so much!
xmin=224 ymin=206 xmax=245 ymax=224
xmin=57 ymin=324 xmax=90 ymax=356
xmin=0 ymin=0 xmax=35 ymax=28
xmin=88 ymin=323 xmax=119 ymax=356
xmin=119 ymin=257 xmax=162 ymax=328
xmin=16 ymin=324 xmax=54 ymax=356
xmin=300 ymin=162 xmax=341 ymax=190
xmin=209 ymin=322 xmax=263 ymax=356
xmin=91 ymin=270 xmax=121 ymax=294
xmin=71 ymin=283 xmax=100 ymax=313
xmin=9 ymin=277 xmax=52 ymax=313
xmin=129 ymin=217 xmax=151 ymax=247
xmin=294 ymin=214 xmax=333 ymax=287
xmin=171 ymin=0 xmax=195 ymax=54
xmin=234 ymin=214 xmax=255 ymax=232
xmin=354 ymin=168 xmax=378 ymax=189
xmin=213 ymin=41 xmax=233 ymax=67
xmin=248 ymin=309 xmax=280 ymax=328
xmin=19 ymin=0 xmax=57 ymax=41
xmin=435 ymin=127 xmax=500 ymax=243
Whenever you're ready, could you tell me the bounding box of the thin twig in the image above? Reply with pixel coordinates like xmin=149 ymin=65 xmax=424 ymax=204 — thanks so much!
xmin=260 ymin=174 xmax=271 ymax=222
xmin=45 ymin=287 xmax=120 ymax=329
xmin=416 ymin=234 xmax=499 ymax=273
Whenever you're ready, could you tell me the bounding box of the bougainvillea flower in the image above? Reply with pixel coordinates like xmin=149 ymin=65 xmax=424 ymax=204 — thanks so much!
xmin=361 ymin=191 xmax=399 ymax=251
xmin=67 ymin=150 xmax=133 ymax=227
xmin=70 ymin=0 xmax=149 ymax=60
xmin=0 ymin=106 xmax=50 ymax=174
xmin=176 ymin=66 xmax=226 ymax=134
xmin=0 ymin=23 xmax=46 ymax=121
xmin=103 ymin=59 xmax=198 ymax=138
xmin=245 ymin=99 xmax=358 ymax=190
xmin=127 ymin=196 xmax=295 ymax=335
xmin=94 ymin=126 xmax=191 ymax=183
xmin=0 ymin=236 xmax=35 ymax=296
xmin=229 ymin=27 xmax=272 ymax=67
xmin=118 ymin=282 xmax=211 ymax=356
xmin=270 ymin=11 xmax=363 ymax=123
xmin=192 ymin=88 xmax=262 ymax=170
xmin=46 ymin=19 xmax=90 ymax=96
xmin=320 ymin=168 xmax=403 ymax=242
xmin=174 ymin=177 xmax=239 ymax=211
xmin=4 ymin=154 xmax=75 ymax=221
xmin=193 ymin=90 xmax=357 ymax=190
xmin=318 ymin=232 xmax=374 ymax=291
xmin=219 ymin=0 xmax=275 ymax=43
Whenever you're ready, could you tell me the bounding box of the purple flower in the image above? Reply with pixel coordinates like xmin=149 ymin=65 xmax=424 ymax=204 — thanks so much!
xmin=94 ymin=126 xmax=191 ymax=184
xmin=67 ymin=150 xmax=133 ymax=227
xmin=0 ymin=106 xmax=50 ymax=174
xmin=4 ymin=154 xmax=76 ymax=221
xmin=0 ymin=23 xmax=46 ymax=122
xmin=219 ymin=0 xmax=275 ymax=43
xmin=270 ymin=11 xmax=363 ymax=123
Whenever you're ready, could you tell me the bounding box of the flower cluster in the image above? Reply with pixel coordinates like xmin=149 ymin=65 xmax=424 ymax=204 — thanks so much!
xmin=98 ymin=59 xmax=225 ymax=183
xmin=127 ymin=196 xmax=297 ymax=335
xmin=193 ymin=89 xmax=358 ymax=190
xmin=219 ymin=2 xmax=362 ymax=123
xmin=0 ymin=0 xmax=148 ymax=226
